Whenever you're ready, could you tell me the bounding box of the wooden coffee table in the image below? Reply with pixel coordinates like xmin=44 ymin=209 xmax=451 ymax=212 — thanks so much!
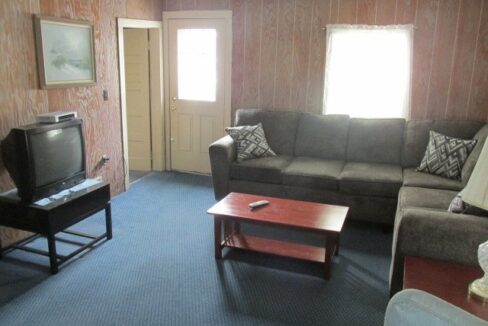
xmin=403 ymin=256 xmax=487 ymax=321
xmin=207 ymin=192 xmax=349 ymax=279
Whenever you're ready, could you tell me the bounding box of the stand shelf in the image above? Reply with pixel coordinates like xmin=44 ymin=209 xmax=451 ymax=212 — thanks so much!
xmin=0 ymin=182 xmax=112 ymax=274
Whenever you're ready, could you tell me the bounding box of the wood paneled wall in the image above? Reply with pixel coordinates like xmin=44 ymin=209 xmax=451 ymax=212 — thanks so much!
xmin=0 ymin=0 xmax=162 ymax=246
xmin=164 ymin=0 xmax=488 ymax=121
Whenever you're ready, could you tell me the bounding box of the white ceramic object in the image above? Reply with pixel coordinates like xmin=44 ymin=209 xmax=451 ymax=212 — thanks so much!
xmin=469 ymin=240 xmax=488 ymax=303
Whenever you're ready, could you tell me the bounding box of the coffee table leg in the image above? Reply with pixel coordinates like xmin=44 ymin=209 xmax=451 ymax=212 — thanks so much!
xmin=214 ymin=216 xmax=222 ymax=259
xmin=324 ymin=234 xmax=337 ymax=279
xmin=335 ymin=236 xmax=340 ymax=256
xmin=105 ymin=203 xmax=113 ymax=240
xmin=47 ymin=233 xmax=58 ymax=274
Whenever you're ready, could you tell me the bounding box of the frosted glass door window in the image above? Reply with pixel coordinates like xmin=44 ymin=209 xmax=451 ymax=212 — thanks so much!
xmin=177 ymin=29 xmax=217 ymax=102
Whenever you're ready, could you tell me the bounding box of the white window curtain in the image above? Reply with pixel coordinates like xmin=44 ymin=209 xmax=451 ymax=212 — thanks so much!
xmin=323 ymin=24 xmax=413 ymax=119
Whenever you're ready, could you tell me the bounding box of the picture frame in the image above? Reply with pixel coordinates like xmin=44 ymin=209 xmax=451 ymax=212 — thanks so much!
xmin=34 ymin=15 xmax=96 ymax=89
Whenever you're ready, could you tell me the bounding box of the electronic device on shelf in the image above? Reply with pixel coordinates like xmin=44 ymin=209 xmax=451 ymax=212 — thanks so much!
xmin=1 ymin=118 xmax=86 ymax=203
xmin=36 ymin=111 xmax=77 ymax=124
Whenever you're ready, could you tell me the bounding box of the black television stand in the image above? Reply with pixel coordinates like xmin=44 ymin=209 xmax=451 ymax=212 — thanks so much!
xmin=0 ymin=181 xmax=112 ymax=274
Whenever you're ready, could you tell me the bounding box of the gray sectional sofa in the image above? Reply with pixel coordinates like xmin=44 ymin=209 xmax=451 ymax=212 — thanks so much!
xmin=208 ymin=109 xmax=488 ymax=295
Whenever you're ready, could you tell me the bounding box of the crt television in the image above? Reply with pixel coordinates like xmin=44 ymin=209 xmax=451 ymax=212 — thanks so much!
xmin=1 ymin=118 xmax=86 ymax=202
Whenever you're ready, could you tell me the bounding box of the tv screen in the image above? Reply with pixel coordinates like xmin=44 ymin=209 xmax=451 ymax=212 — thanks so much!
xmin=1 ymin=118 xmax=86 ymax=202
xmin=30 ymin=126 xmax=84 ymax=187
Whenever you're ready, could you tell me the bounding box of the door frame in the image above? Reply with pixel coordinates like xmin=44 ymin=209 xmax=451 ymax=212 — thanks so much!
xmin=162 ymin=11 xmax=232 ymax=171
xmin=117 ymin=18 xmax=164 ymax=191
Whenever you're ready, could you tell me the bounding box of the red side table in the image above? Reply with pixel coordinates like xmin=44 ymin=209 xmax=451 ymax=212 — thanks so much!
xmin=403 ymin=256 xmax=487 ymax=321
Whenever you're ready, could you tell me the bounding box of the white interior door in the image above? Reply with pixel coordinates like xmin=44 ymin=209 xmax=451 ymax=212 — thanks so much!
xmin=124 ymin=28 xmax=152 ymax=171
xmin=165 ymin=12 xmax=231 ymax=174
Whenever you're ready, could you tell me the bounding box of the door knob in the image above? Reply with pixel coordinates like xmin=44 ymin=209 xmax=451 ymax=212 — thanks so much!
xmin=170 ymin=137 xmax=175 ymax=142
xmin=172 ymin=97 xmax=177 ymax=102
xmin=171 ymin=106 xmax=176 ymax=111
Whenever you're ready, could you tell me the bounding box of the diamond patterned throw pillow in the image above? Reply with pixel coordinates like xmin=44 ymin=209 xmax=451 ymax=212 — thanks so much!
xmin=225 ymin=123 xmax=276 ymax=162
xmin=417 ymin=131 xmax=477 ymax=180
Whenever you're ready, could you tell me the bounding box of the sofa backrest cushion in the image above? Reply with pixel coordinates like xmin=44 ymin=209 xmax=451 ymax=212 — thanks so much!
xmin=294 ymin=113 xmax=350 ymax=160
xmin=235 ymin=109 xmax=301 ymax=156
xmin=402 ymin=120 xmax=484 ymax=168
xmin=346 ymin=118 xmax=405 ymax=165
xmin=461 ymin=124 xmax=488 ymax=186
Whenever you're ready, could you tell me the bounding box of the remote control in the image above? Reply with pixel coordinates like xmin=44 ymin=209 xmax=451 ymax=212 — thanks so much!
xmin=249 ymin=200 xmax=269 ymax=209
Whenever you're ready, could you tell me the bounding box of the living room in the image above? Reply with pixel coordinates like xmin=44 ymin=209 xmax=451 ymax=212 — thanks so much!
xmin=1 ymin=0 xmax=488 ymax=325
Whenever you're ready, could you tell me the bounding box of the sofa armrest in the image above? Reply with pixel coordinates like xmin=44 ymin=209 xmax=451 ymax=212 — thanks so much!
xmin=385 ymin=289 xmax=487 ymax=326
xmin=209 ymin=135 xmax=236 ymax=200
xmin=398 ymin=208 xmax=488 ymax=263
xmin=390 ymin=208 xmax=488 ymax=296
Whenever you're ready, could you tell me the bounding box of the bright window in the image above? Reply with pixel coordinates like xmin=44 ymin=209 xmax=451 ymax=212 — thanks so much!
xmin=323 ymin=25 xmax=413 ymax=118
xmin=177 ymin=28 xmax=217 ymax=102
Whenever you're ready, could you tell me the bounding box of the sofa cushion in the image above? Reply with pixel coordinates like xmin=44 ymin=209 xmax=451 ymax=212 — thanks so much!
xmin=402 ymin=168 xmax=462 ymax=191
xmin=398 ymin=186 xmax=458 ymax=211
xmin=229 ymin=180 xmax=286 ymax=198
xmin=402 ymin=120 xmax=484 ymax=168
xmin=225 ymin=123 xmax=276 ymax=162
xmin=417 ymin=131 xmax=477 ymax=180
xmin=339 ymin=162 xmax=403 ymax=197
xmin=282 ymin=157 xmax=344 ymax=190
xmin=230 ymin=156 xmax=292 ymax=184
xmin=235 ymin=109 xmax=301 ymax=156
xmin=294 ymin=114 xmax=349 ymax=160
xmin=346 ymin=118 xmax=405 ymax=165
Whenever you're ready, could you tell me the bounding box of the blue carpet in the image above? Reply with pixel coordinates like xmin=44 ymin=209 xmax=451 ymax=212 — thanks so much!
xmin=0 ymin=172 xmax=392 ymax=325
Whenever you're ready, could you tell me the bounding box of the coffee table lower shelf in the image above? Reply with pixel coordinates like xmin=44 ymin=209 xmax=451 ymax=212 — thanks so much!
xmin=223 ymin=233 xmax=328 ymax=264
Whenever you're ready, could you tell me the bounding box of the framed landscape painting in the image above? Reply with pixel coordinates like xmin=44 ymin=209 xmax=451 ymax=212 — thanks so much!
xmin=34 ymin=15 xmax=96 ymax=88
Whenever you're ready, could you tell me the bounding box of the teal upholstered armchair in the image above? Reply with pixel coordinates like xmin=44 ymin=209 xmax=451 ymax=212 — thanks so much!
xmin=384 ymin=289 xmax=487 ymax=326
